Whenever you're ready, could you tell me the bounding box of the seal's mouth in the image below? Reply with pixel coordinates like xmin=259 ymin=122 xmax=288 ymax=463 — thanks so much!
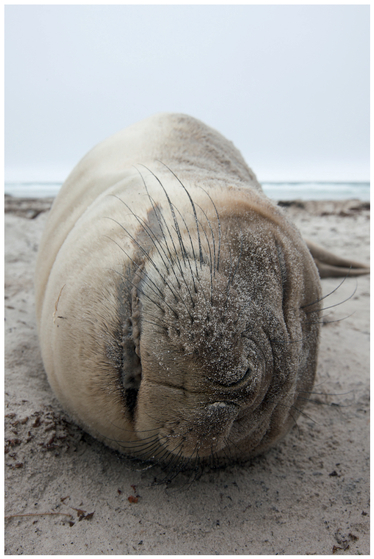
xmin=156 ymin=401 xmax=239 ymax=459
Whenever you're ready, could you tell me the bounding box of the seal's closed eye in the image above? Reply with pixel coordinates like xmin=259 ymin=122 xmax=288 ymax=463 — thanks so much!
xmin=224 ymin=366 xmax=252 ymax=388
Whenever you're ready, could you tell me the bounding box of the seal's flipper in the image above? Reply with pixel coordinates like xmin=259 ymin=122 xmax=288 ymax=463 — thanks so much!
xmin=305 ymin=239 xmax=370 ymax=278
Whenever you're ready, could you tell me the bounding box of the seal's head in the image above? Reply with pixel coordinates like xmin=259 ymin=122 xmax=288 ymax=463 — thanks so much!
xmin=127 ymin=198 xmax=322 ymax=464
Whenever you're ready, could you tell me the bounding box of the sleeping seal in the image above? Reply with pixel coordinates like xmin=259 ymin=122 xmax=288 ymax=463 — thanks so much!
xmin=35 ymin=113 xmax=369 ymax=468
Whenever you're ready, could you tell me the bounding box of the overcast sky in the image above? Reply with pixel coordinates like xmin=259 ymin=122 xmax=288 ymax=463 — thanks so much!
xmin=5 ymin=4 xmax=370 ymax=182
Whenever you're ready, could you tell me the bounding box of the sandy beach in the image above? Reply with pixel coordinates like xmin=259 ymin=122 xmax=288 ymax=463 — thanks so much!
xmin=5 ymin=196 xmax=369 ymax=555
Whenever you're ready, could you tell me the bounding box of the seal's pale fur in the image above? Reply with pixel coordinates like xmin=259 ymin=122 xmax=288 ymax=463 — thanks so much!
xmin=35 ymin=113 xmax=368 ymax=465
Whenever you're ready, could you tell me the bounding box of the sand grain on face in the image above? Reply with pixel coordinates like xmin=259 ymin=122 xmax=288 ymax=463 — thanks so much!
xmin=5 ymin=198 xmax=369 ymax=555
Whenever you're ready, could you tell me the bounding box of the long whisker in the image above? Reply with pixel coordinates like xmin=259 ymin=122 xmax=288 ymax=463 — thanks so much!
xmin=194 ymin=213 xmax=214 ymax=304
xmin=102 ymin=236 xmax=164 ymax=302
xmin=104 ymin=217 xmax=170 ymax=290
xmin=134 ymin=166 xmax=184 ymax=290
xmin=300 ymin=272 xmax=352 ymax=309
xmin=139 ymin=165 xmax=188 ymax=267
xmin=103 ymin=257 xmax=164 ymax=314
xmin=105 ymin=258 xmax=178 ymax=318
xmin=109 ymin=193 xmax=171 ymax=270
xmin=195 ymin=202 xmax=216 ymax=285
xmin=156 ymin=160 xmax=204 ymax=268
xmin=171 ymin=205 xmax=199 ymax=293
xmin=305 ymin=312 xmax=355 ymax=325
xmin=305 ymin=282 xmax=357 ymax=314
xmin=197 ymin=185 xmax=221 ymax=273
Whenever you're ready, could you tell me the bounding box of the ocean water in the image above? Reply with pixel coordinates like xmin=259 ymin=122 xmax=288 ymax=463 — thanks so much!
xmin=262 ymin=181 xmax=370 ymax=201
xmin=4 ymin=181 xmax=370 ymax=201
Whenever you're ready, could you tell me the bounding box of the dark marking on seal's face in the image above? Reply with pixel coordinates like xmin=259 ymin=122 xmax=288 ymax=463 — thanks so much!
xmin=105 ymin=203 xmax=168 ymax=423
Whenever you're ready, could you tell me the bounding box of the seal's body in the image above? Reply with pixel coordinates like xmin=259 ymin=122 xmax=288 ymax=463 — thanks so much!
xmin=35 ymin=114 xmax=367 ymax=466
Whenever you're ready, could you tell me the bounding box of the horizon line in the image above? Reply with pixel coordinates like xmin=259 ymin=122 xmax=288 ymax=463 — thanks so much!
xmin=4 ymin=179 xmax=370 ymax=185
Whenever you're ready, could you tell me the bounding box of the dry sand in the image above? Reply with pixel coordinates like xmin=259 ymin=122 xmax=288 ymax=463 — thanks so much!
xmin=4 ymin=197 xmax=369 ymax=555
